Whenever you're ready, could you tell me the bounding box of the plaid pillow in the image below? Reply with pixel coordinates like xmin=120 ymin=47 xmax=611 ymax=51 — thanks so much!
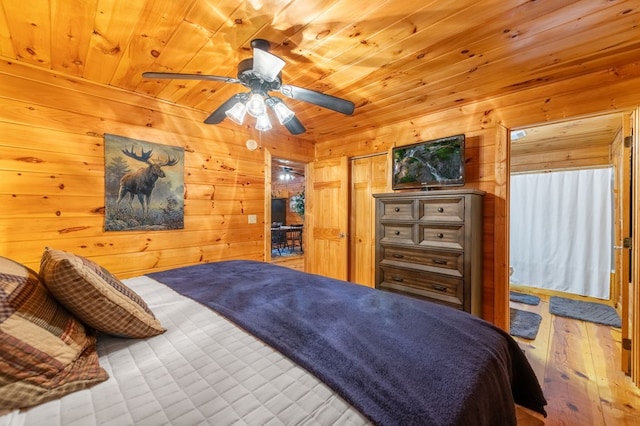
xmin=0 ymin=256 xmax=108 ymax=409
xmin=40 ymin=248 xmax=165 ymax=338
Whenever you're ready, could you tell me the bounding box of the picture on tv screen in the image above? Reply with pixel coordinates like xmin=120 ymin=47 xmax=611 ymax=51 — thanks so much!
xmin=392 ymin=134 xmax=465 ymax=190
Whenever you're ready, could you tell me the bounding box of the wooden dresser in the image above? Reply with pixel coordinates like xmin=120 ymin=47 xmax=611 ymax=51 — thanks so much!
xmin=373 ymin=190 xmax=484 ymax=316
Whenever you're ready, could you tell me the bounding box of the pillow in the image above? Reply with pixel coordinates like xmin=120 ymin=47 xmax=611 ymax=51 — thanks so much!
xmin=39 ymin=248 xmax=165 ymax=338
xmin=0 ymin=256 xmax=108 ymax=410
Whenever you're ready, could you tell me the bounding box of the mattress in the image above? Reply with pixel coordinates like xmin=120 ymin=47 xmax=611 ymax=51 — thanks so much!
xmin=1 ymin=275 xmax=370 ymax=426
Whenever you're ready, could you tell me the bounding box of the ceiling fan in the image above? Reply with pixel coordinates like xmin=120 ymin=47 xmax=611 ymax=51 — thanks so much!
xmin=142 ymin=39 xmax=355 ymax=135
xmin=278 ymin=166 xmax=303 ymax=181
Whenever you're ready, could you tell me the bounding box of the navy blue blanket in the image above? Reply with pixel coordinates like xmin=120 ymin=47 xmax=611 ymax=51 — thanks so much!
xmin=148 ymin=260 xmax=546 ymax=425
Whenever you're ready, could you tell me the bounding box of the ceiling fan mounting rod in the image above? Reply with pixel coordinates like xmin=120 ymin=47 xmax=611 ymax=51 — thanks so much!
xmin=251 ymin=38 xmax=271 ymax=51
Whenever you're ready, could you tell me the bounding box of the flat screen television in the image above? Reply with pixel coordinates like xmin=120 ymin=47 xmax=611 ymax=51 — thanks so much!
xmin=391 ymin=134 xmax=465 ymax=190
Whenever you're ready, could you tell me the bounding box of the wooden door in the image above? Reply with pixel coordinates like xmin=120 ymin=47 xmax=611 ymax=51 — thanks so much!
xmin=614 ymin=112 xmax=633 ymax=373
xmin=349 ymin=154 xmax=390 ymax=286
xmin=305 ymin=157 xmax=349 ymax=280
xmin=631 ymin=108 xmax=640 ymax=385
xmin=264 ymin=150 xmax=272 ymax=262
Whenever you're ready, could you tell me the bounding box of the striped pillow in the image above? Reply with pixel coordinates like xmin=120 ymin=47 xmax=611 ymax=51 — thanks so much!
xmin=40 ymin=248 xmax=165 ymax=338
xmin=0 ymin=256 xmax=108 ymax=409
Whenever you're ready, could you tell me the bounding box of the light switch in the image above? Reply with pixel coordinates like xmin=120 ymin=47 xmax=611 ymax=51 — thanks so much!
xmin=248 ymin=214 xmax=257 ymax=224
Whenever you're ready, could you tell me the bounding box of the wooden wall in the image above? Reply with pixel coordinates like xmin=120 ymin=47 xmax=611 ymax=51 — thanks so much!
xmin=0 ymin=59 xmax=314 ymax=278
xmin=315 ymin=62 xmax=640 ymax=325
xmin=510 ymin=113 xmax=621 ymax=174
xmin=511 ymin=140 xmax=611 ymax=174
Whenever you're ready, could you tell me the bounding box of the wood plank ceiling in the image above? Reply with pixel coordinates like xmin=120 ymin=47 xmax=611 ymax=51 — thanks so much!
xmin=0 ymin=0 xmax=639 ymax=143
xmin=511 ymin=112 xmax=624 ymax=173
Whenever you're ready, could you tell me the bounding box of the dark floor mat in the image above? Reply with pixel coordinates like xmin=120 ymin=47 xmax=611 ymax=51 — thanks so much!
xmin=510 ymin=308 xmax=542 ymax=340
xmin=510 ymin=291 xmax=541 ymax=306
xmin=549 ymin=296 xmax=621 ymax=328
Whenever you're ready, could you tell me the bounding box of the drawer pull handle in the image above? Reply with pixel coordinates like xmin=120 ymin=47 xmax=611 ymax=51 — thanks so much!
xmin=392 ymin=254 xmax=405 ymax=259
xmin=394 ymin=207 xmax=400 ymax=212
xmin=392 ymin=276 xmax=404 ymax=282
xmin=437 ymin=207 xmax=444 ymax=213
xmin=432 ymin=285 xmax=447 ymax=292
xmin=436 ymin=233 xmax=444 ymax=239
xmin=432 ymin=259 xmax=448 ymax=265
xmin=394 ymin=230 xmax=400 ymax=236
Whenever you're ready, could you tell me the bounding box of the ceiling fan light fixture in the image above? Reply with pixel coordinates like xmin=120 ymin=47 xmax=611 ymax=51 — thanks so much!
xmin=225 ymin=101 xmax=247 ymax=124
xmin=141 ymin=38 xmax=356 ymax=135
xmin=272 ymin=100 xmax=295 ymax=124
xmin=280 ymin=167 xmax=295 ymax=181
xmin=255 ymin=112 xmax=272 ymax=131
xmin=246 ymin=93 xmax=266 ymax=117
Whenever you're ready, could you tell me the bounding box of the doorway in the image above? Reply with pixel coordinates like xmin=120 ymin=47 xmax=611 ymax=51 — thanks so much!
xmin=270 ymin=157 xmax=306 ymax=268
xmin=508 ymin=111 xmax=632 ymax=375
xmin=509 ymin=112 xmax=626 ymax=303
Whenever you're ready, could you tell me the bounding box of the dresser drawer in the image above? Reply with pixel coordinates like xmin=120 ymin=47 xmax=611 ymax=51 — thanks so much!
xmin=379 ymin=199 xmax=415 ymax=220
xmin=419 ymin=224 xmax=464 ymax=249
xmin=380 ymin=223 xmax=415 ymax=245
xmin=380 ymin=245 xmax=463 ymax=277
xmin=379 ymin=266 xmax=463 ymax=308
xmin=419 ymin=197 xmax=464 ymax=222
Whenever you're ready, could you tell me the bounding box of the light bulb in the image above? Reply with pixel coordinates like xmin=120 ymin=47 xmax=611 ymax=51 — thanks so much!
xmin=246 ymin=93 xmax=266 ymax=117
xmin=225 ymin=102 xmax=247 ymax=124
xmin=255 ymin=113 xmax=272 ymax=131
xmin=273 ymin=101 xmax=295 ymax=124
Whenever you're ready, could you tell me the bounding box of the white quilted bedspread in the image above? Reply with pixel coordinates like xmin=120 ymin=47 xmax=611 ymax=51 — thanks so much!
xmin=2 ymin=276 xmax=369 ymax=426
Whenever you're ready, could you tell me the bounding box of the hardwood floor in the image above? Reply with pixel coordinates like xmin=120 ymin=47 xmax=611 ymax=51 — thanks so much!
xmin=512 ymin=287 xmax=640 ymax=425
xmin=270 ymin=252 xmax=304 ymax=271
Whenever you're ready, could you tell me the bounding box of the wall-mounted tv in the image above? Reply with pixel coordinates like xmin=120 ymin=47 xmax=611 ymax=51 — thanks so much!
xmin=392 ymin=134 xmax=465 ymax=190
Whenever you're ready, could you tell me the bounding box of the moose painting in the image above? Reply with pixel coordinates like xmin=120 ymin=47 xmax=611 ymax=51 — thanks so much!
xmin=105 ymin=134 xmax=184 ymax=231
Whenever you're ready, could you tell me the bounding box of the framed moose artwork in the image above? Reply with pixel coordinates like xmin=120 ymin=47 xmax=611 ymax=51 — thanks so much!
xmin=104 ymin=134 xmax=185 ymax=231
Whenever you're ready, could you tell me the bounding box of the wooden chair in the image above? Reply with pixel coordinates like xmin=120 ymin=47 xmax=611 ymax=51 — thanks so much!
xmin=271 ymin=228 xmax=287 ymax=255
xmin=287 ymin=225 xmax=303 ymax=253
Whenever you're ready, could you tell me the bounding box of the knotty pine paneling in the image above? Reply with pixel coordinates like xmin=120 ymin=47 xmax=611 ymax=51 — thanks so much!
xmin=511 ymin=144 xmax=611 ymax=174
xmin=0 ymin=60 xmax=315 ymax=162
xmin=0 ymin=61 xmax=314 ymax=277
xmin=93 ymin=240 xmax=266 ymax=278
xmin=3 ymin=1 xmax=640 ymax=145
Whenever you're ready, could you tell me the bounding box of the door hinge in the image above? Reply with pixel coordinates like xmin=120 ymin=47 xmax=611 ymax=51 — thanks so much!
xmin=624 ymin=136 xmax=633 ymax=148
xmin=623 ymin=237 xmax=632 ymax=249
xmin=623 ymin=338 xmax=632 ymax=350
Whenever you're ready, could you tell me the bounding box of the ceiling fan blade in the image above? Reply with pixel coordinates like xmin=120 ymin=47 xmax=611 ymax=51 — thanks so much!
xmin=279 ymin=85 xmax=355 ymax=115
xmin=142 ymin=71 xmax=240 ymax=84
xmin=252 ymin=48 xmax=285 ymax=82
xmin=284 ymin=115 xmax=306 ymax=135
xmin=204 ymin=93 xmax=246 ymax=124
xmin=282 ymin=166 xmax=304 ymax=176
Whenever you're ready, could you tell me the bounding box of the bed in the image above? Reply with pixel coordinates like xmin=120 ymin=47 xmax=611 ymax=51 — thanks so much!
xmin=1 ymin=255 xmax=546 ymax=426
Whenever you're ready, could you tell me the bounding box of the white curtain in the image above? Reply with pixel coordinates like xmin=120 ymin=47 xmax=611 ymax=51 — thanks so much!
xmin=510 ymin=168 xmax=612 ymax=299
